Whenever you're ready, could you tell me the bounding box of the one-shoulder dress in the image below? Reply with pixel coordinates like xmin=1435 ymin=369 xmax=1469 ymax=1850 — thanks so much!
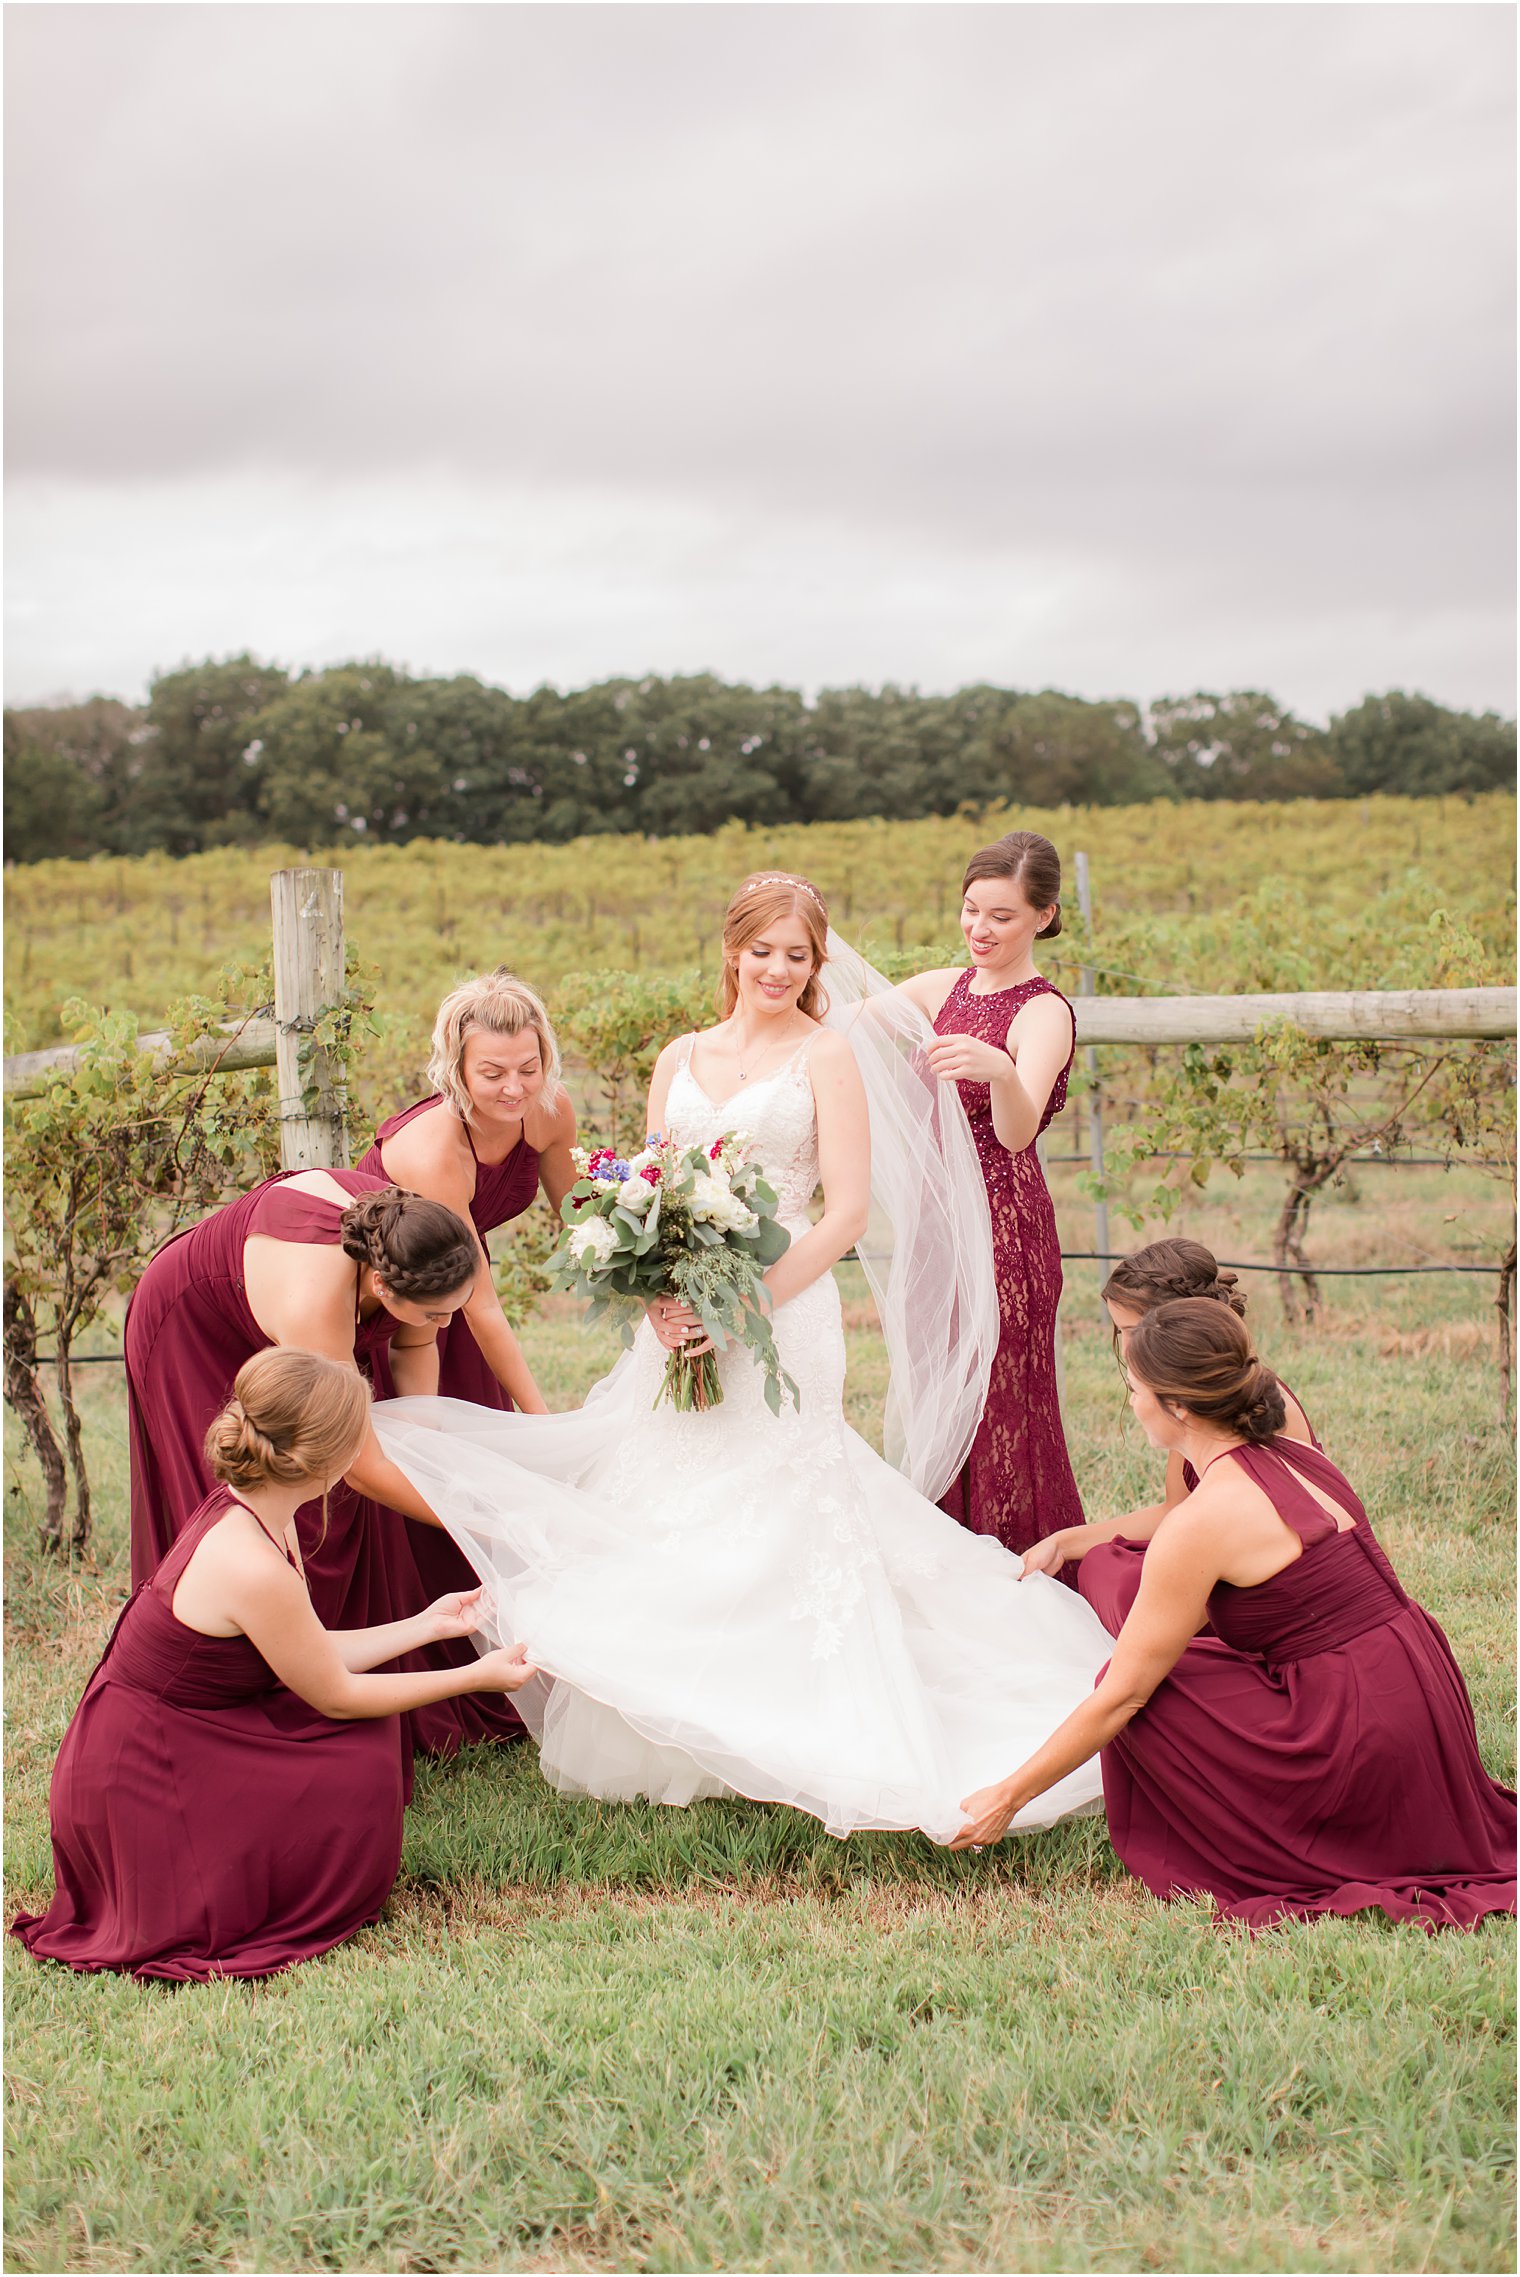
xmin=1085 ymin=1438 xmax=1516 ymax=1930
xmin=357 ymin=1097 xmax=543 ymax=1753
xmin=931 ymin=971 xmax=1083 ymax=1553
xmin=125 ymin=1169 xmax=404 ymax=1628
xmin=11 ymin=1489 xmax=404 ymax=1982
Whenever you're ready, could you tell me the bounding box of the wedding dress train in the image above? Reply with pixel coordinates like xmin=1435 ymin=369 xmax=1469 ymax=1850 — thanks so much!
xmin=375 ymin=1038 xmax=1113 ymax=1843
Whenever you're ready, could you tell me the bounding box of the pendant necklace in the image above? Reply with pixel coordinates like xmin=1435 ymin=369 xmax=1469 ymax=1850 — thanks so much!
xmin=734 ymin=1016 xmax=802 ymax=1083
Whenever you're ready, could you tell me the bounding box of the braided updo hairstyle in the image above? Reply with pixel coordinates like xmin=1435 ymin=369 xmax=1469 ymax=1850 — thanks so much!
xmin=1103 ymin=1238 xmax=1247 ymax=1323
xmin=1126 ymin=1299 xmax=1286 ymax=1444
xmin=339 ymin=1186 xmax=478 ymax=1303
xmin=204 ymin=1348 xmax=372 ymax=1495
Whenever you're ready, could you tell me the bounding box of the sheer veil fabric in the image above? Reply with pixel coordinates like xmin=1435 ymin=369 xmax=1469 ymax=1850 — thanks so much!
xmin=374 ymin=934 xmax=1110 ymax=1841
xmin=817 ymin=928 xmax=998 ymax=1502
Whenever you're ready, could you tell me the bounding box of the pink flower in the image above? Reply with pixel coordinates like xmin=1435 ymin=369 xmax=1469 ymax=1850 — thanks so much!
xmin=708 ymin=1140 xmax=724 ymax=1160
xmin=641 ymin=1164 xmax=662 ymax=1184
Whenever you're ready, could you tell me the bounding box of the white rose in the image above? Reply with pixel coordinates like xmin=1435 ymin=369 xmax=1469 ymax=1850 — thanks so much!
xmin=690 ymin=1174 xmax=758 ymax=1235
xmin=570 ymin=1217 xmax=618 ymax=1264
xmin=619 ymin=1174 xmax=660 ymax=1216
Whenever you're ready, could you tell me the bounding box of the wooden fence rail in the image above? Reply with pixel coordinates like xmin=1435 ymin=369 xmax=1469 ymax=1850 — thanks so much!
xmin=6 ymin=982 xmax=1515 ymax=1108
xmin=1071 ymin=987 xmax=1516 ymax=1047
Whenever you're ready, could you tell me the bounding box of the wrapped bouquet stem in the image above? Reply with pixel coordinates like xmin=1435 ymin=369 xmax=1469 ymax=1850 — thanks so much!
xmin=546 ymin=1132 xmax=800 ymax=1417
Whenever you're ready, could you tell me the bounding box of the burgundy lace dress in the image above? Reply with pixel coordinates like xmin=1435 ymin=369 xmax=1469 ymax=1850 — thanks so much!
xmin=356 ymin=1097 xmax=544 ymax=1754
xmin=1086 ymin=1440 xmax=1516 ymax=1931
xmin=932 ymin=971 xmax=1083 ymax=1554
xmin=12 ymin=1489 xmax=404 ymax=1982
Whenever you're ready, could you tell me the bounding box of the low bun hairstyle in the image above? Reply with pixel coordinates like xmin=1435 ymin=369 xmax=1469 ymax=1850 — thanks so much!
xmin=204 ymin=1348 xmax=372 ymax=1494
xmin=961 ymin=830 xmax=1063 ymax=940
xmin=1126 ymin=1299 xmax=1287 ymax=1444
xmin=1103 ymin=1238 xmax=1247 ymax=1321
xmin=340 ymin=1186 xmax=478 ymax=1304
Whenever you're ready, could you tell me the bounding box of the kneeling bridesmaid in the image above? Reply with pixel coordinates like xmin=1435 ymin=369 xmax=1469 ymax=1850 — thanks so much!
xmin=12 ymin=1351 xmax=536 ymax=1984
xmin=951 ymin=1301 xmax=1516 ymax=1932
xmin=1021 ymin=1238 xmax=1318 ymax=1629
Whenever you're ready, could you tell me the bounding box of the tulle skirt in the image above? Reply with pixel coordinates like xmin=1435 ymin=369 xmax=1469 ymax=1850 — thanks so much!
xmin=375 ymin=1271 xmax=1112 ymax=1843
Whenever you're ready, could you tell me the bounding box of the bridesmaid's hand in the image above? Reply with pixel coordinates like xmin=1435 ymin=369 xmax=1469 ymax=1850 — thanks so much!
xmin=425 ymin=1587 xmax=492 ymax=1641
xmin=948 ymin=1779 xmax=1021 ymax=1850
xmin=925 ymin=1034 xmax=1013 ymax=1087
xmin=472 ymin=1643 xmax=539 ymax=1694
xmin=1020 ymin=1531 xmax=1082 ymax=1578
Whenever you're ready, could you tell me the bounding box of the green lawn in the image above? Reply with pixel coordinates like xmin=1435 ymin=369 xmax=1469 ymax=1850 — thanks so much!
xmin=4 ymin=1216 xmax=1515 ymax=2274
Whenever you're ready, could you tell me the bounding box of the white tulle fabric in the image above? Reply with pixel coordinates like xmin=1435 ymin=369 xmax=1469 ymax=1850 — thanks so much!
xmin=375 ymin=1032 xmax=1113 ymax=1842
xmin=818 ymin=928 xmax=999 ymax=1502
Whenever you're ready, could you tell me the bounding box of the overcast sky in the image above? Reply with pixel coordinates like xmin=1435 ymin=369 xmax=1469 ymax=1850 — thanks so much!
xmin=4 ymin=1 xmax=1514 ymax=719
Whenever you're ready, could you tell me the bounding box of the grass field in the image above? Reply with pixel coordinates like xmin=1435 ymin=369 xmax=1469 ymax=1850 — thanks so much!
xmin=5 ymin=1144 xmax=1515 ymax=2273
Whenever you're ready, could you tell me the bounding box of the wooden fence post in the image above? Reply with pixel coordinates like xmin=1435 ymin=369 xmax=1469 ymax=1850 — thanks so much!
xmin=271 ymin=868 xmax=348 ymax=1171
xmin=1074 ymin=850 xmax=1109 ymax=1301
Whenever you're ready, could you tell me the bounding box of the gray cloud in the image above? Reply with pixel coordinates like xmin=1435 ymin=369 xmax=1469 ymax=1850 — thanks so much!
xmin=4 ymin=2 xmax=1514 ymax=714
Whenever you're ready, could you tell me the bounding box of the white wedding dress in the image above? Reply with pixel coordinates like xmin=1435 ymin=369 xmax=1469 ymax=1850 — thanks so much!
xmin=376 ymin=1036 xmax=1114 ymax=1843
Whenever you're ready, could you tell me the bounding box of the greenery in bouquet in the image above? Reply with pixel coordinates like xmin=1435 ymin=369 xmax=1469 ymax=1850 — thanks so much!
xmin=547 ymin=1133 xmax=800 ymax=1416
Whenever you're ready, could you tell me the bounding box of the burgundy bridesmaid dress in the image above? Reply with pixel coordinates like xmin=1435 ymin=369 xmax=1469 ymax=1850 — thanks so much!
xmin=1084 ymin=1439 xmax=1516 ymax=1931
xmin=12 ymin=1490 xmax=404 ymax=1982
xmin=1081 ymin=1387 xmax=1322 ymax=1636
xmin=357 ymin=1097 xmax=543 ymax=1754
xmin=125 ymin=1170 xmax=406 ymax=1629
xmin=932 ymin=971 xmax=1084 ymax=1553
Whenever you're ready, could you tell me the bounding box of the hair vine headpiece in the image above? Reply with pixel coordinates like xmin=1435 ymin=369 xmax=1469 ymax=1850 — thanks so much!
xmin=742 ymin=871 xmax=827 ymax=913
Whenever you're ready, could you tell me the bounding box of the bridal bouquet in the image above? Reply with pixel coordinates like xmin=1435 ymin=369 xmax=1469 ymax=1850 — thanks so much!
xmin=547 ymin=1133 xmax=800 ymax=1416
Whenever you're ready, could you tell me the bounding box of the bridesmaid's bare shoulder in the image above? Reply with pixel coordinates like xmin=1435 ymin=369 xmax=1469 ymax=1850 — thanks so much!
xmin=379 ymin=1101 xmax=475 ymax=1198
xmin=1008 ymin=988 xmax=1075 ymax=1049
xmin=276 ymin=1169 xmax=360 ymax=1209
xmin=896 ymin=967 xmax=964 ymax=1022
xmin=523 ymin=1083 xmax=577 ymax=1152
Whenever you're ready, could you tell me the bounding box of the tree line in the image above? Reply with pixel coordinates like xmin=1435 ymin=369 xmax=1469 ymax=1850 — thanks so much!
xmin=5 ymin=658 xmax=1514 ymax=863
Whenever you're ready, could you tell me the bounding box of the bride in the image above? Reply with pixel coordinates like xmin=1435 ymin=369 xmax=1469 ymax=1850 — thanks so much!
xmin=375 ymin=872 xmax=1113 ymax=1843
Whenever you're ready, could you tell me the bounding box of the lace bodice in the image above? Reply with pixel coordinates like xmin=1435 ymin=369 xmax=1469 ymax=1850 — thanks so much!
xmin=666 ymin=1037 xmax=822 ymax=1225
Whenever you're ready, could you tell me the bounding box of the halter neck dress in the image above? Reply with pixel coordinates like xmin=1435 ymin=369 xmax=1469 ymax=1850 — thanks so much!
xmin=12 ymin=1489 xmax=404 ymax=1981
xmin=1081 ymin=1387 xmax=1322 ymax=1636
xmin=356 ymin=1096 xmax=543 ymax=1755
xmin=125 ymin=1170 xmax=406 ymax=1629
xmin=1092 ymin=1439 xmax=1516 ymax=1930
xmin=931 ymin=971 xmax=1083 ymax=1554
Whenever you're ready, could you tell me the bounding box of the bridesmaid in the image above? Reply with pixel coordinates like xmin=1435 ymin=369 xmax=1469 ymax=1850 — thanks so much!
xmin=126 ymin=1171 xmax=478 ymax=1628
xmin=898 ymin=830 xmax=1082 ymax=1555
xmin=13 ymin=1350 xmax=536 ymax=1983
xmin=951 ymin=1300 xmax=1517 ymax=1932
xmin=1021 ymin=1238 xmax=1317 ymax=1622
xmin=357 ymin=969 xmax=577 ymax=1753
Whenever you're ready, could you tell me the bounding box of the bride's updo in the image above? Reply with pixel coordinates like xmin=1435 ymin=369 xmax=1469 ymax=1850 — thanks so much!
xmin=204 ymin=1349 xmax=372 ymax=1493
xmin=718 ymin=872 xmax=831 ymax=1019
xmin=1126 ymin=1299 xmax=1287 ymax=1443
